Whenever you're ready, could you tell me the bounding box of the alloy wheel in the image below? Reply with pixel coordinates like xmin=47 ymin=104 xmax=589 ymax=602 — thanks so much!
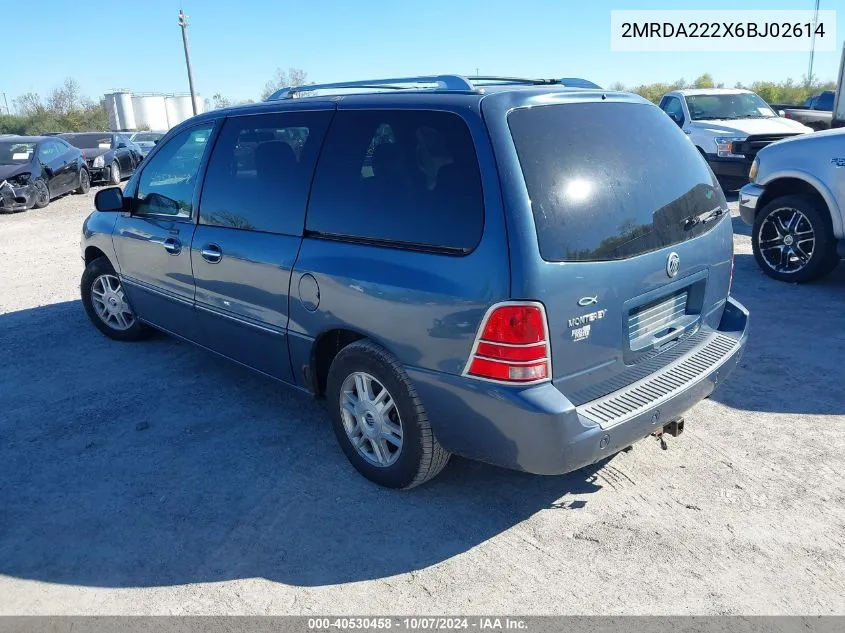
xmin=757 ymin=207 xmax=815 ymax=274
xmin=339 ymin=371 xmax=403 ymax=467
xmin=90 ymin=274 xmax=135 ymax=330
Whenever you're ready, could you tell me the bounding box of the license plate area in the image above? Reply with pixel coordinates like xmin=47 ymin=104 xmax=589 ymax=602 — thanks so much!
xmin=624 ymin=270 xmax=707 ymax=362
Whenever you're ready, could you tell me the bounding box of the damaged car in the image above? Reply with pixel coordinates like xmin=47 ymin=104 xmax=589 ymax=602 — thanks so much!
xmin=0 ymin=135 xmax=89 ymax=212
xmin=59 ymin=132 xmax=142 ymax=185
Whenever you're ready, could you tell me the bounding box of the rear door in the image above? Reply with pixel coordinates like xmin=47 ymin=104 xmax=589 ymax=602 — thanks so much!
xmin=114 ymin=135 xmax=134 ymax=174
xmin=495 ymin=96 xmax=734 ymax=404
xmin=191 ymin=108 xmax=333 ymax=382
xmin=54 ymin=139 xmax=82 ymax=192
xmin=37 ymin=141 xmax=68 ymax=195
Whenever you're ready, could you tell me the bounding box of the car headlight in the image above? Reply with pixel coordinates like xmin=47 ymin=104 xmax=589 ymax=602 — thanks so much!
xmin=714 ymin=136 xmax=746 ymax=159
xmin=10 ymin=173 xmax=31 ymax=186
xmin=748 ymin=157 xmax=759 ymax=183
xmin=92 ymin=155 xmax=105 ymax=168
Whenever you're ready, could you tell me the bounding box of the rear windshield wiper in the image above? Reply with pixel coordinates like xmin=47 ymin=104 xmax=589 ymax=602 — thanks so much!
xmin=682 ymin=206 xmax=725 ymax=230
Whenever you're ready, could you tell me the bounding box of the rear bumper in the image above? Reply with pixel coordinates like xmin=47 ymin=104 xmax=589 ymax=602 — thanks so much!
xmin=738 ymin=183 xmax=765 ymax=226
xmin=0 ymin=181 xmax=37 ymax=212
xmin=410 ymin=297 xmax=749 ymax=475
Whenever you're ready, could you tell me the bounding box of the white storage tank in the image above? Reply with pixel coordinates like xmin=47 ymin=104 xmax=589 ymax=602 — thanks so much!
xmin=104 ymin=91 xmax=205 ymax=131
xmin=104 ymin=93 xmax=120 ymax=130
xmin=115 ymin=91 xmax=136 ymax=130
xmin=165 ymin=94 xmax=198 ymax=126
xmin=132 ymin=94 xmax=169 ymax=131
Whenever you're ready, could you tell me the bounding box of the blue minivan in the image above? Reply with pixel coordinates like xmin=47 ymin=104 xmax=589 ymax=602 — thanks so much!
xmin=80 ymin=75 xmax=749 ymax=488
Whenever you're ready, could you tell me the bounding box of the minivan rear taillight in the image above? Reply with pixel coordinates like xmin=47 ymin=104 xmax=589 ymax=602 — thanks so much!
xmin=465 ymin=302 xmax=551 ymax=384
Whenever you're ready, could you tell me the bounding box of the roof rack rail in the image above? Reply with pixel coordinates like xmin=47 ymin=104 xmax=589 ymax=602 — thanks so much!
xmin=470 ymin=76 xmax=602 ymax=89
xmin=467 ymin=76 xmax=559 ymax=85
xmin=267 ymin=74 xmax=475 ymax=100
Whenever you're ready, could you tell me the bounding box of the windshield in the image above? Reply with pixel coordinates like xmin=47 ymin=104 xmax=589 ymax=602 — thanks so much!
xmin=63 ymin=134 xmax=113 ymax=149
xmin=133 ymin=132 xmax=163 ymax=142
xmin=685 ymin=93 xmax=776 ymax=120
xmin=0 ymin=142 xmax=36 ymax=165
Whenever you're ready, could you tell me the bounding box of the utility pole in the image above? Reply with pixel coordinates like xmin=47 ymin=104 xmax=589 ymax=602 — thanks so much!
xmin=178 ymin=9 xmax=198 ymax=115
xmin=1 ymin=92 xmax=9 ymax=115
xmin=807 ymin=0 xmax=821 ymax=86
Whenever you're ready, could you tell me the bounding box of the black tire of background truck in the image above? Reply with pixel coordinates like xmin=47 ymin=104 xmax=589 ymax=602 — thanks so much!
xmin=752 ymin=194 xmax=840 ymax=283
xmin=326 ymin=340 xmax=451 ymax=489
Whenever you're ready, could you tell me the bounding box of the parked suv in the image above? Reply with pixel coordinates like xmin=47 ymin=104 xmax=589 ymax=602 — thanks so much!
xmin=80 ymin=75 xmax=749 ymax=488
xmin=739 ymin=127 xmax=845 ymax=282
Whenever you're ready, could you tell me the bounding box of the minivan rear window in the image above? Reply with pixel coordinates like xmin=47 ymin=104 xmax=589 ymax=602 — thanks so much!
xmin=508 ymin=102 xmax=726 ymax=262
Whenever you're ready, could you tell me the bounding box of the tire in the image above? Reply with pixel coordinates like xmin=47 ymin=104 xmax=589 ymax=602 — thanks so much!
xmin=76 ymin=168 xmax=91 ymax=194
xmin=81 ymin=256 xmax=150 ymax=341
xmin=108 ymin=160 xmax=121 ymax=185
xmin=752 ymin=194 xmax=839 ymax=283
xmin=32 ymin=179 xmax=50 ymax=209
xmin=326 ymin=340 xmax=450 ymax=489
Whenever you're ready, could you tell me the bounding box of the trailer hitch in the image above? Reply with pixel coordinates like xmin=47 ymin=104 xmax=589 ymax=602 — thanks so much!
xmin=652 ymin=418 xmax=684 ymax=450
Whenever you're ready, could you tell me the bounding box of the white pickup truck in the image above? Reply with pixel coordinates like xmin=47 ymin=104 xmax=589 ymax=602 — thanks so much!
xmin=658 ymin=88 xmax=812 ymax=190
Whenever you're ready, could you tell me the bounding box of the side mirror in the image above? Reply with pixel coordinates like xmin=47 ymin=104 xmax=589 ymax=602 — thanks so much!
xmin=94 ymin=187 xmax=125 ymax=212
xmin=778 ymin=110 xmax=785 ymax=117
xmin=153 ymin=139 xmax=160 ymax=145
xmin=117 ymin=142 xmax=127 ymax=149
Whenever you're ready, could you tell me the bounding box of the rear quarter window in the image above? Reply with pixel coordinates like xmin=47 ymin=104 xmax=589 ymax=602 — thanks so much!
xmin=306 ymin=109 xmax=484 ymax=253
xmin=508 ymin=102 xmax=725 ymax=262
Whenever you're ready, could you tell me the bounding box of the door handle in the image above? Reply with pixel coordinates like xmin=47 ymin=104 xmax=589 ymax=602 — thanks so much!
xmin=163 ymin=237 xmax=182 ymax=255
xmin=201 ymin=243 xmax=222 ymax=263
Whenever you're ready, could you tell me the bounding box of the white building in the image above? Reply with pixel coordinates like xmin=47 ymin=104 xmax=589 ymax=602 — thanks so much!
xmin=104 ymin=91 xmax=205 ymax=132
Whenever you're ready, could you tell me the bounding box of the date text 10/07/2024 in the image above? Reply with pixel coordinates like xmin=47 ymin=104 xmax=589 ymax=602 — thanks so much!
xmin=307 ymin=617 xmax=528 ymax=631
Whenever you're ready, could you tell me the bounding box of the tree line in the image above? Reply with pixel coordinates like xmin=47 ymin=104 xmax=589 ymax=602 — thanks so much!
xmin=2 ymin=71 xmax=837 ymax=136
xmin=613 ymin=73 xmax=837 ymax=105
xmin=1 ymin=79 xmax=108 ymax=135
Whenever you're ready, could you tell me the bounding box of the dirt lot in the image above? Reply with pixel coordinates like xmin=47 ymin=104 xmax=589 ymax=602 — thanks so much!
xmin=1 ymin=187 xmax=844 ymax=615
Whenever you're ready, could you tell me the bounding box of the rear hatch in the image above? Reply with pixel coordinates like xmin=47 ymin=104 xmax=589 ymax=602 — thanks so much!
xmin=503 ymin=97 xmax=734 ymax=404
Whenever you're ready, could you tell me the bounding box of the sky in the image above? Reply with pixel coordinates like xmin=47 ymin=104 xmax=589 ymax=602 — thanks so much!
xmin=2 ymin=0 xmax=843 ymax=107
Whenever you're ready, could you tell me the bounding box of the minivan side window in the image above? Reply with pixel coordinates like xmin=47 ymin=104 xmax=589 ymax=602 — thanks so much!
xmin=307 ymin=109 xmax=484 ymax=253
xmin=199 ymin=111 xmax=332 ymax=235
xmin=135 ymin=124 xmax=214 ymax=219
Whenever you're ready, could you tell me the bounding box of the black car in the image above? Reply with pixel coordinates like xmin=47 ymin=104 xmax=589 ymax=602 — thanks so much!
xmin=60 ymin=132 xmax=142 ymax=185
xmin=0 ymin=135 xmax=90 ymax=212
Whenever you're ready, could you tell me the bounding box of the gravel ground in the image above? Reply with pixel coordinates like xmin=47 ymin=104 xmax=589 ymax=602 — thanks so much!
xmin=0 ymin=187 xmax=844 ymax=615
